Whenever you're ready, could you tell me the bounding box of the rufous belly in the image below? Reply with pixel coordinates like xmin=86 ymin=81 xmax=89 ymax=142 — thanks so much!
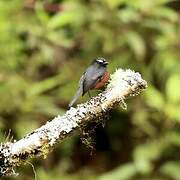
xmin=94 ymin=71 xmax=110 ymax=89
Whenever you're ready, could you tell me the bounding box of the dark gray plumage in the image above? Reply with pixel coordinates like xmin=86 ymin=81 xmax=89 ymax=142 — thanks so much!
xmin=68 ymin=58 xmax=108 ymax=108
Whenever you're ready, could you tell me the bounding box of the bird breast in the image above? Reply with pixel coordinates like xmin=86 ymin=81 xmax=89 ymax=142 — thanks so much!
xmin=94 ymin=70 xmax=110 ymax=89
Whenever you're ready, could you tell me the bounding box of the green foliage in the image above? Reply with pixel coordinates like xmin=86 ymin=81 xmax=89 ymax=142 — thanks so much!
xmin=99 ymin=163 xmax=136 ymax=180
xmin=0 ymin=0 xmax=179 ymax=179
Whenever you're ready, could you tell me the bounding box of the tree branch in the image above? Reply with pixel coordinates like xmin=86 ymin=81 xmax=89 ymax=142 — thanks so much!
xmin=0 ymin=69 xmax=147 ymax=176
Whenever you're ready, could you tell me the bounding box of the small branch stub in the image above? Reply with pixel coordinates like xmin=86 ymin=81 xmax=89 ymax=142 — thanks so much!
xmin=0 ymin=69 xmax=147 ymax=176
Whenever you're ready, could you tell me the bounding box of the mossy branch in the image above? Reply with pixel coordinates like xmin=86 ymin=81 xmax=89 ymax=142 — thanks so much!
xmin=0 ymin=69 xmax=147 ymax=176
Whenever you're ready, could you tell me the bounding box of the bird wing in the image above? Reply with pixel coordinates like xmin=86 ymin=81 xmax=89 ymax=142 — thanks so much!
xmin=68 ymin=73 xmax=86 ymax=108
xmin=82 ymin=74 xmax=103 ymax=95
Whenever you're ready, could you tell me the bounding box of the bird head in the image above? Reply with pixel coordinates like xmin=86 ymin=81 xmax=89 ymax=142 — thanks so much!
xmin=94 ymin=57 xmax=108 ymax=67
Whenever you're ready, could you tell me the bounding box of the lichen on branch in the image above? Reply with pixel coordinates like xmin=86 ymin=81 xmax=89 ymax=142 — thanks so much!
xmin=0 ymin=69 xmax=147 ymax=176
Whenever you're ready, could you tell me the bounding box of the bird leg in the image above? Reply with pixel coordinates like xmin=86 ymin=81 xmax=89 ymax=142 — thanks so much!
xmin=88 ymin=91 xmax=92 ymax=98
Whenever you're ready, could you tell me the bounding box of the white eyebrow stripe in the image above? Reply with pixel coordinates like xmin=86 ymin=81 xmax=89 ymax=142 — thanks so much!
xmin=97 ymin=59 xmax=104 ymax=63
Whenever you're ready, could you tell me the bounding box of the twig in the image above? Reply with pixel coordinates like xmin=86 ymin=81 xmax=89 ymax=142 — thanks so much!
xmin=0 ymin=69 xmax=147 ymax=176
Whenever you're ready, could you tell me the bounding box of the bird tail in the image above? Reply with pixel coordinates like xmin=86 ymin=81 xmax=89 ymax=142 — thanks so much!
xmin=68 ymin=88 xmax=82 ymax=108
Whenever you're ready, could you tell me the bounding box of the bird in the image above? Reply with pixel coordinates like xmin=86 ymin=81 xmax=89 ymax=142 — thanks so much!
xmin=68 ymin=57 xmax=109 ymax=108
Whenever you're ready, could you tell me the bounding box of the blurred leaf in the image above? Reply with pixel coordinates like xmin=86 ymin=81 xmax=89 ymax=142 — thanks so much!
xmin=32 ymin=95 xmax=64 ymax=116
xmin=48 ymin=11 xmax=76 ymax=29
xmin=47 ymin=31 xmax=73 ymax=47
xmin=133 ymin=141 xmax=163 ymax=174
xmin=15 ymin=117 xmax=39 ymax=138
xmin=104 ymin=0 xmax=125 ymax=9
xmin=47 ymin=3 xmax=85 ymax=29
xmin=166 ymin=74 xmax=180 ymax=103
xmin=160 ymin=162 xmax=180 ymax=180
xmin=26 ymin=76 xmax=61 ymax=97
xmin=166 ymin=132 xmax=180 ymax=146
xmin=125 ymin=0 xmax=172 ymax=11
xmin=152 ymin=6 xmax=178 ymax=22
xmin=144 ymin=86 xmax=165 ymax=110
xmin=132 ymin=110 xmax=156 ymax=136
xmin=118 ymin=8 xmax=141 ymax=23
xmin=152 ymin=52 xmax=179 ymax=74
xmin=126 ymin=32 xmax=145 ymax=60
xmin=99 ymin=163 xmax=136 ymax=180
xmin=35 ymin=2 xmax=50 ymax=25
xmin=165 ymin=104 xmax=180 ymax=122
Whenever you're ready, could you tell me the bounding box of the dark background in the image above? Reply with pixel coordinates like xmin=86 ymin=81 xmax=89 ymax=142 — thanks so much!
xmin=0 ymin=0 xmax=180 ymax=179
